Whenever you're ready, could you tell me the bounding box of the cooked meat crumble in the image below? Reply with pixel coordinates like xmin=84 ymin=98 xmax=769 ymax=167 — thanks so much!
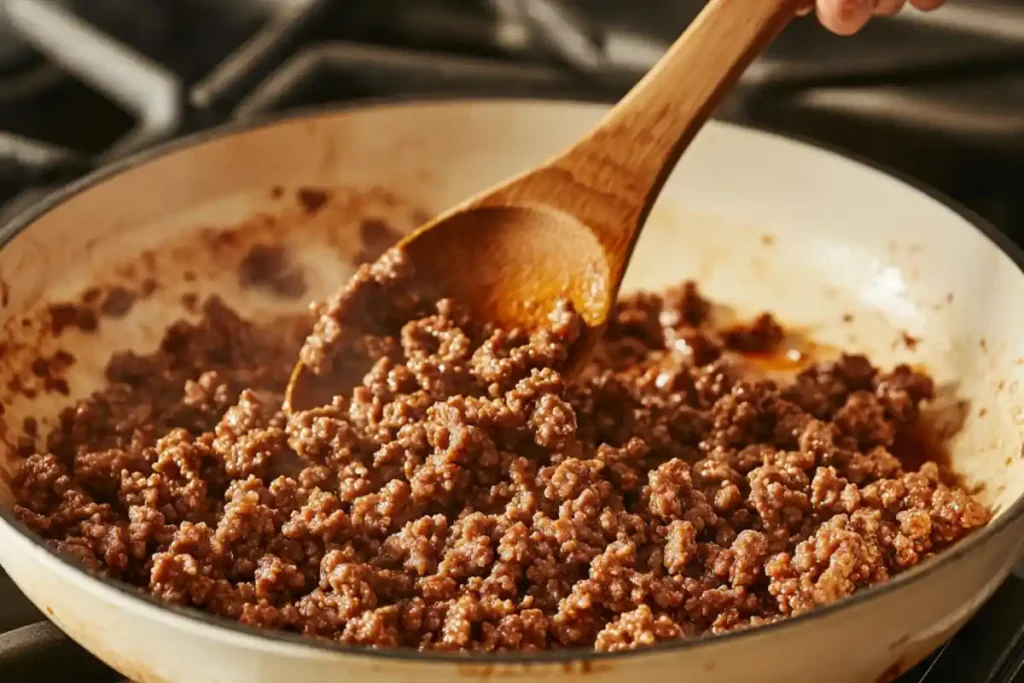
xmin=11 ymin=248 xmax=990 ymax=652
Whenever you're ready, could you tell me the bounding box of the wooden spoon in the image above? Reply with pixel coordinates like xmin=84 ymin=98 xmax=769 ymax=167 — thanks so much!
xmin=286 ymin=0 xmax=799 ymax=412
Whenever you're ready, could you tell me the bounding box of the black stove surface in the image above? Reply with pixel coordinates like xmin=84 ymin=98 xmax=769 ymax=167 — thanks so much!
xmin=1 ymin=1 xmax=1023 ymax=682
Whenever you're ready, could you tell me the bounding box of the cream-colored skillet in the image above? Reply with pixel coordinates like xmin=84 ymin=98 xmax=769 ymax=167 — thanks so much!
xmin=0 ymin=98 xmax=1022 ymax=683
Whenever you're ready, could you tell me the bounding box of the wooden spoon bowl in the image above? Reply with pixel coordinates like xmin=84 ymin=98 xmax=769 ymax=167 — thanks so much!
xmin=402 ymin=205 xmax=612 ymax=332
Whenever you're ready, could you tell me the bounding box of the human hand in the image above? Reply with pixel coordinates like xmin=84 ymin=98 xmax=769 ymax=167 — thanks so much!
xmin=800 ymin=0 xmax=946 ymax=36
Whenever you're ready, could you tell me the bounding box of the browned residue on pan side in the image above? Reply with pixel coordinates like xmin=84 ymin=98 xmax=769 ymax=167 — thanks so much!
xmin=457 ymin=659 xmax=611 ymax=678
xmin=354 ymin=217 xmax=403 ymax=265
xmin=887 ymin=633 xmax=910 ymax=650
xmin=297 ymin=186 xmax=330 ymax=214
xmin=899 ymin=331 xmax=920 ymax=351
xmin=238 ymin=243 xmax=308 ymax=299
xmin=877 ymin=624 xmax=963 ymax=683
xmin=561 ymin=659 xmax=609 ymax=676
xmin=0 ymin=184 xmax=429 ymax=459
xmin=874 ymin=662 xmax=904 ymax=683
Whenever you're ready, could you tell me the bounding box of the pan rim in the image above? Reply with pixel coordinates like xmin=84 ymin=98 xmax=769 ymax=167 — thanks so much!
xmin=1 ymin=94 xmax=1022 ymax=666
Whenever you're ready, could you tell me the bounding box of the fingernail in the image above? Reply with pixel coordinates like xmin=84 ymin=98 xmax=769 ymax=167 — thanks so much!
xmin=821 ymin=0 xmax=873 ymax=35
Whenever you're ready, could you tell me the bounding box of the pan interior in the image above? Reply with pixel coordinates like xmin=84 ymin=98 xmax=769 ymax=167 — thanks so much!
xmin=0 ymin=100 xmax=1021 ymax=555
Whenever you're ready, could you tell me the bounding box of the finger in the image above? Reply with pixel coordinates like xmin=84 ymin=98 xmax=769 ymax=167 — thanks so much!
xmin=874 ymin=0 xmax=907 ymax=16
xmin=796 ymin=2 xmax=814 ymax=16
xmin=909 ymin=0 xmax=944 ymax=10
xmin=817 ymin=0 xmax=874 ymax=35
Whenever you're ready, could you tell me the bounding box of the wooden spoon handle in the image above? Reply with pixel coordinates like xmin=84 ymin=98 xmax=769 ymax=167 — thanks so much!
xmin=555 ymin=0 xmax=800 ymax=262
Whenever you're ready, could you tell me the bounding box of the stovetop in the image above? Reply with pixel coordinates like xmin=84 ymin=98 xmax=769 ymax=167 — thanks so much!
xmin=1 ymin=1 xmax=1024 ymax=682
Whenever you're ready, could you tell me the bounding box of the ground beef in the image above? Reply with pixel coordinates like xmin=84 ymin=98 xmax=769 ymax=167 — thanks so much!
xmin=12 ymin=248 xmax=991 ymax=653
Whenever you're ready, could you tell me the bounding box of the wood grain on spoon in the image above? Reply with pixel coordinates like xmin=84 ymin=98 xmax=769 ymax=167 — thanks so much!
xmin=286 ymin=0 xmax=800 ymax=412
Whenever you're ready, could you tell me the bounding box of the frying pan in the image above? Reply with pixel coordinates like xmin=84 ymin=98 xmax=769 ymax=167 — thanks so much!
xmin=0 ymin=98 xmax=1022 ymax=683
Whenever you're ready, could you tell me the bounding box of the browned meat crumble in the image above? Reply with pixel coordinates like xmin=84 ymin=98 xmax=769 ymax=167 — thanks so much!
xmin=12 ymin=248 xmax=990 ymax=653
